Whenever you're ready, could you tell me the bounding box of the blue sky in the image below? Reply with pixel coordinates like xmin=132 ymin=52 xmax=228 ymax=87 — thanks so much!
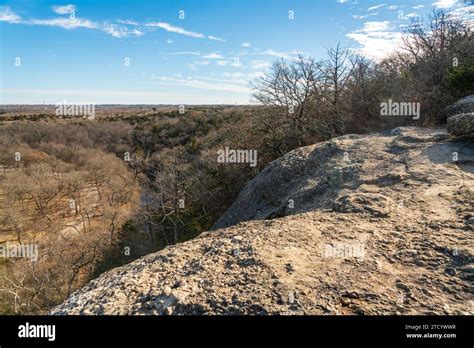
xmin=0 ymin=0 xmax=472 ymax=104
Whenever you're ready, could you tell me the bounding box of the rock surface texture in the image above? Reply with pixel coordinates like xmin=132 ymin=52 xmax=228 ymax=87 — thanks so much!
xmin=445 ymin=95 xmax=474 ymax=137
xmin=52 ymin=127 xmax=473 ymax=315
xmin=445 ymin=95 xmax=474 ymax=118
xmin=447 ymin=112 xmax=474 ymax=137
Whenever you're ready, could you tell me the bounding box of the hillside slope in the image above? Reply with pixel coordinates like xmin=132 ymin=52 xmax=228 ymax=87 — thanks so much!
xmin=52 ymin=127 xmax=473 ymax=315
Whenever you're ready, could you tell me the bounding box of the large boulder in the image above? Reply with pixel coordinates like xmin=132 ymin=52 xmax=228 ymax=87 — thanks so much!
xmin=444 ymin=95 xmax=474 ymax=117
xmin=444 ymin=95 xmax=474 ymax=137
xmin=51 ymin=127 xmax=474 ymax=315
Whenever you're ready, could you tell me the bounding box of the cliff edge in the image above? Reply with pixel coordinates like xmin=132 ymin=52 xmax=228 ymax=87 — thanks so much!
xmin=51 ymin=126 xmax=473 ymax=315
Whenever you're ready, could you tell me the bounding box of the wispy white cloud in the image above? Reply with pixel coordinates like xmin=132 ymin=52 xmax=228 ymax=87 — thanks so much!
xmin=144 ymin=21 xmax=225 ymax=42
xmin=1 ymin=6 xmax=226 ymax=41
xmin=30 ymin=17 xmax=98 ymax=29
xmin=367 ymin=3 xmax=386 ymax=11
xmin=103 ymin=23 xmax=143 ymax=38
xmin=359 ymin=21 xmax=391 ymax=32
xmin=146 ymin=76 xmax=252 ymax=94
xmin=165 ymin=51 xmax=234 ymax=65
xmin=249 ymin=60 xmax=271 ymax=70
xmin=52 ymin=4 xmax=76 ymax=15
xmin=198 ymin=75 xmax=247 ymax=85
xmin=223 ymin=71 xmax=263 ymax=81
xmin=353 ymin=12 xmax=378 ymax=19
xmin=262 ymin=49 xmax=302 ymax=59
xmin=202 ymin=52 xmax=223 ymax=59
xmin=449 ymin=3 xmax=474 ymax=27
xmin=131 ymin=29 xmax=144 ymax=36
xmin=1 ymin=5 xmax=124 ymax=36
xmin=347 ymin=21 xmax=402 ymax=60
xmin=433 ymin=0 xmax=458 ymax=9
xmin=30 ymin=16 xmax=146 ymax=38
xmin=338 ymin=0 xmax=359 ymax=4
xmin=238 ymin=48 xmax=303 ymax=61
xmin=215 ymin=58 xmax=241 ymax=67
xmin=241 ymin=42 xmax=252 ymax=47
xmin=397 ymin=11 xmax=419 ymax=20
xmin=348 ymin=1 xmax=473 ymax=61
xmin=116 ymin=19 xmax=140 ymax=26
xmin=208 ymin=35 xmax=225 ymax=42
xmin=145 ymin=21 xmax=204 ymax=38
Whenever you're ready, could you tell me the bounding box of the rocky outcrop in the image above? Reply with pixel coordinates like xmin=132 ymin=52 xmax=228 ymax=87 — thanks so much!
xmin=445 ymin=95 xmax=474 ymax=137
xmin=213 ymin=127 xmax=472 ymax=229
xmin=51 ymin=127 xmax=473 ymax=315
xmin=444 ymin=95 xmax=474 ymax=118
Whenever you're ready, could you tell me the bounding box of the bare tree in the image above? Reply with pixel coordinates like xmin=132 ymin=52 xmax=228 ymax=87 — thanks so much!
xmin=0 ymin=143 xmax=140 ymax=314
xmin=252 ymin=55 xmax=322 ymax=145
xmin=396 ymin=9 xmax=473 ymax=123
xmin=153 ymin=152 xmax=193 ymax=245
xmin=402 ymin=9 xmax=470 ymax=62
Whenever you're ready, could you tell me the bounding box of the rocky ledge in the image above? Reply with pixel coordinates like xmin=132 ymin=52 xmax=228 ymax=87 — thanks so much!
xmin=51 ymin=126 xmax=473 ymax=315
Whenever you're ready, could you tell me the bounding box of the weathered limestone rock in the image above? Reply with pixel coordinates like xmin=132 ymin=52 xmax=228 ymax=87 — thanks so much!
xmin=51 ymin=127 xmax=474 ymax=316
xmin=447 ymin=112 xmax=474 ymax=137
